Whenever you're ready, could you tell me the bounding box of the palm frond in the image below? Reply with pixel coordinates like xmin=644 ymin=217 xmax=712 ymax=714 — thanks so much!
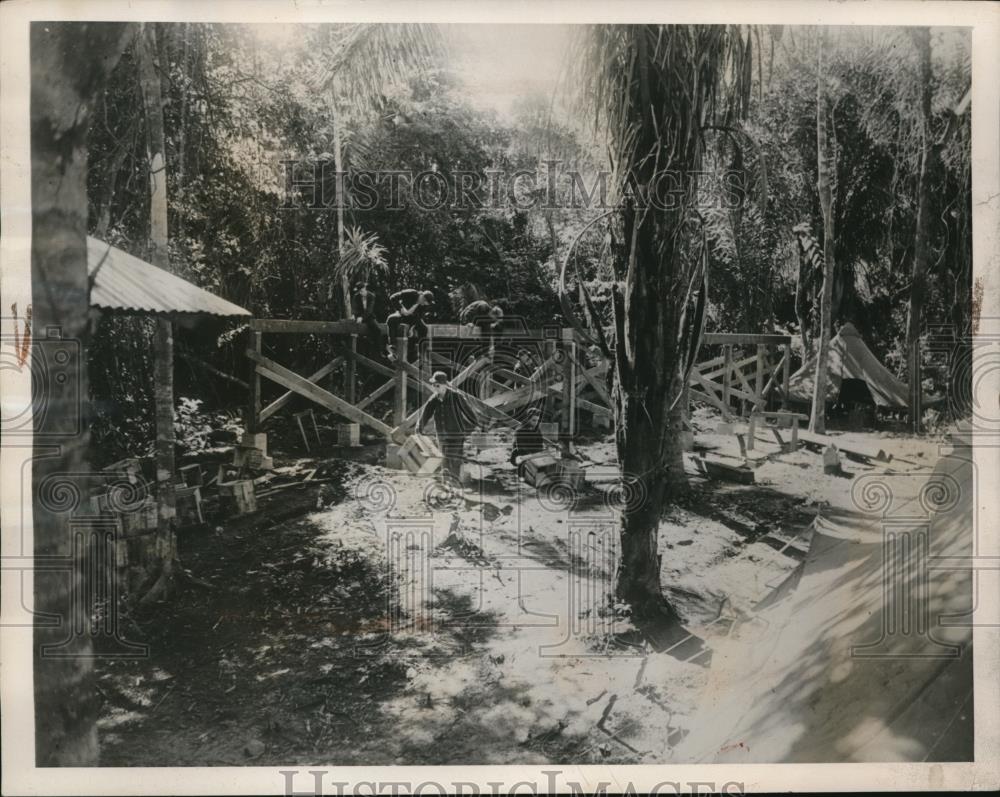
xmin=334 ymin=225 xmax=388 ymax=282
xmin=310 ymin=23 xmax=446 ymax=111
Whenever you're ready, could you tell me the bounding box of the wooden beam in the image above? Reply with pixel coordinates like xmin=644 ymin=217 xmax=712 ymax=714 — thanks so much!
xmin=730 ymin=357 xmax=756 ymax=404
xmin=344 ymin=347 xmax=394 ymax=379
xmin=755 ymin=344 xmax=765 ymax=411
xmin=758 ymin=348 xmax=789 ymax=407
xmin=722 ymin=345 xmax=732 ymax=418
xmin=393 ymin=332 xmax=409 ymax=427
xmin=702 ymin=332 xmax=792 ymax=346
xmin=782 ymin=341 xmax=792 ymax=410
xmin=248 ymin=330 xmax=262 ymax=431
xmin=701 ymin=353 xmax=759 ymax=382
xmin=693 ymin=456 xmax=756 ymax=484
xmin=692 ymin=352 xmax=728 ymax=373
xmin=247 ymin=349 xmax=392 ymax=436
xmin=250 ymin=318 xmax=369 ymax=335
xmin=573 ymin=353 xmax=611 ymax=405
xmin=346 ymin=336 xmax=357 ymax=404
xmin=356 ymin=378 xmax=395 ymax=411
xmin=561 ymin=335 xmax=576 ymax=436
xmin=451 ymin=354 xmax=491 ymax=388
xmin=259 ymin=355 xmax=344 ymax=423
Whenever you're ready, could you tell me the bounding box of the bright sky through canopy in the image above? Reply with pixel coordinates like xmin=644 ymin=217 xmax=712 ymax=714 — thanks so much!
xmin=446 ymin=24 xmax=573 ymax=120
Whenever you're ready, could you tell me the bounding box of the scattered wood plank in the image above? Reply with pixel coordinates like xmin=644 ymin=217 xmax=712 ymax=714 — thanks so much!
xmin=797 ymin=430 xmax=892 ymax=463
xmin=692 ymin=456 xmax=755 ymax=484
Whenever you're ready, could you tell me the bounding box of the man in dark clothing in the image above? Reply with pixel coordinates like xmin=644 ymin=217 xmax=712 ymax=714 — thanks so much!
xmin=386 ymin=289 xmax=433 ymax=360
xmin=418 ymin=371 xmax=476 ymax=481
xmin=460 ymin=299 xmax=504 ymax=356
xmin=351 ymin=281 xmax=385 ymax=355
xmin=509 ymin=406 xmax=545 ymax=478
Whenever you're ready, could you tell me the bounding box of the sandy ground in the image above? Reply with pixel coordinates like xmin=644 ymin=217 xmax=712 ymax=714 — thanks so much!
xmin=96 ymin=408 xmax=953 ymax=765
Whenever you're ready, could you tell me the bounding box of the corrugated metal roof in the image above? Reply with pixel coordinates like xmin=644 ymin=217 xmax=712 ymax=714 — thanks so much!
xmin=87 ymin=236 xmax=251 ymax=318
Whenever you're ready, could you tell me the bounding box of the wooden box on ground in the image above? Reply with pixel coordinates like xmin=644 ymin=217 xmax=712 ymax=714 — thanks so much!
xmin=175 ymin=485 xmax=204 ymax=526
xmin=179 ymin=463 xmax=203 ymax=487
xmin=399 ymin=434 xmax=444 ymax=476
xmin=90 ymin=493 xmax=159 ymax=535
xmin=233 ymin=445 xmax=273 ymax=471
xmin=337 ymin=423 xmax=361 ymax=447
xmin=521 ymin=452 xmax=560 ymax=487
xmin=219 ymin=480 xmax=257 ymax=516
xmin=385 ymin=443 xmax=404 ymax=470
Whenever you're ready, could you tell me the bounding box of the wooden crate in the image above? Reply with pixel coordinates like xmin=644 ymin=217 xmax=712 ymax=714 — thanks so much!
xmin=219 ymin=480 xmax=257 ymax=516
xmin=399 ymin=434 xmax=444 ymax=475
xmin=175 ymin=485 xmax=204 ymax=526
xmin=522 ymin=452 xmax=560 ymax=487
xmin=337 ymin=423 xmax=361 ymax=447
xmin=233 ymin=444 xmax=265 ymax=469
xmin=111 ymin=496 xmax=158 ymax=537
xmin=179 ymin=463 xmax=203 ymax=487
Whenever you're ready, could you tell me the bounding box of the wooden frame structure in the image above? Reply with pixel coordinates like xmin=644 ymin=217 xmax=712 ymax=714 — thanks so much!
xmin=246 ymin=322 xmax=792 ymax=443
xmin=245 ymin=320 xmax=613 ymax=442
xmin=688 ymin=332 xmax=793 ymax=419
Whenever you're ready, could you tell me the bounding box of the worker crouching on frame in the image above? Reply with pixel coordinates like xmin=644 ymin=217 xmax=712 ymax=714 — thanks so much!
xmin=417 ymin=371 xmax=477 ymax=482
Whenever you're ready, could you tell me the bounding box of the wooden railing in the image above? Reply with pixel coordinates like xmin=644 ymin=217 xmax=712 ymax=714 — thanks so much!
xmin=245 ymin=320 xmax=612 ymax=441
xmin=688 ymin=333 xmax=792 ymax=418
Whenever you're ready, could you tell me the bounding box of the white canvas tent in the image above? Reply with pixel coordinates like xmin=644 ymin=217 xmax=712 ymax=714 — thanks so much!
xmin=784 ymin=322 xmax=934 ymax=409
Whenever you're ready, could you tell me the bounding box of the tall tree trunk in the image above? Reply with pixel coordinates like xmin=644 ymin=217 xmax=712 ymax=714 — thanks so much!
xmin=331 ymin=76 xmax=351 ymax=318
xmin=138 ymin=23 xmax=176 ymax=599
xmin=905 ymin=28 xmax=935 ymax=434
xmin=809 ymin=40 xmax=836 ymax=435
xmin=612 ymin=26 xmax=707 ymax=632
xmin=31 ymin=20 xmax=134 ymax=765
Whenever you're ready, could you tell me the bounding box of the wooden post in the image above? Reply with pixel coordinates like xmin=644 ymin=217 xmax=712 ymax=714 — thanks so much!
xmin=248 ymin=332 xmax=262 ymax=432
xmin=561 ymin=331 xmax=576 ymax=439
xmin=394 ymin=326 xmax=409 ymax=427
xmin=722 ymin=344 xmax=732 ymax=419
xmin=421 ymin=326 xmax=433 ymax=395
xmin=782 ymin=341 xmax=791 ymax=410
xmin=346 ymin=335 xmax=358 ymax=405
xmin=754 ymin=344 xmax=765 ymax=411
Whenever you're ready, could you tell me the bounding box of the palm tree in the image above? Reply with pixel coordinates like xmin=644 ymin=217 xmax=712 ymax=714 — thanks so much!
xmin=309 ymin=24 xmax=444 ymax=316
xmin=574 ymin=25 xmax=754 ymax=627
xmin=810 ymin=30 xmax=837 ymax=435
xmin=31 ymin=20 xmax=134 ymax=765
